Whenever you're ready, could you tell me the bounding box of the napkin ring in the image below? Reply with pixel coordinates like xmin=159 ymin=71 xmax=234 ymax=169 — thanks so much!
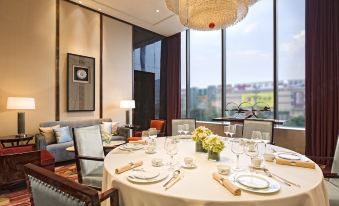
xmin=129 ymin=162 xmax=135 ymax=168
xmin=219 ymin=177 xmax=225 ymax=185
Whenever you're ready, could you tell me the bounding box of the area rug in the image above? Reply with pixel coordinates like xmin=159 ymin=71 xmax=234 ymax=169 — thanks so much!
xmin=0 ymin=163 xmax=77 ymax=206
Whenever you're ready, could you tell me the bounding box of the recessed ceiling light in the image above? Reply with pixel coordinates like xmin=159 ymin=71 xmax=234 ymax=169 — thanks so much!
xmin=156 ymin=9 xmax=160 ymax=13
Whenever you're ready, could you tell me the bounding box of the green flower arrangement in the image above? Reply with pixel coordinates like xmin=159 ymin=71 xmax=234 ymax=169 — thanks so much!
xmin=202 ymin=134 xmax=225 ymax=153
xmin=101 ymin=132 xmax=112 ymax=143
xmin=192 ymin=126 xmax=212 ymax=142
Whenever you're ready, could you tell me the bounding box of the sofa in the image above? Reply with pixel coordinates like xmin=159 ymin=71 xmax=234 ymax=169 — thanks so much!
xmin=35 ymin=118 xmax=129 ymax=163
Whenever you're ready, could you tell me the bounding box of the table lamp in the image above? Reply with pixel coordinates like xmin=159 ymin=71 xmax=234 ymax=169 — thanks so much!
xmin=120 ymin=100 xmax=135 ymax=126
xmin=7 ymin=97 xmax=36 ymax=136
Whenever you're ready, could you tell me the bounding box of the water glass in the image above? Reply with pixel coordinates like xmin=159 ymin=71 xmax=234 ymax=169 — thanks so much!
xmin=231 ymin=139 xmax=245 ymax=172
xmin=164 ymin=137 xmax=178 ymax=170
xmin=177 ymin=125 xmax=183 ymax=136
xmin=251 ymin=131 xmax=262 ymax=142
xmin=183 ymin=124 xmax=190 ymax=136
xmin=149 ymin=128 xmax=157 ymax=139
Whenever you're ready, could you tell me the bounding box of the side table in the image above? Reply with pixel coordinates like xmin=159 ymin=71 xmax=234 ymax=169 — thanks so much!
xmin=0 ymin=134 xmax=33 ymax=148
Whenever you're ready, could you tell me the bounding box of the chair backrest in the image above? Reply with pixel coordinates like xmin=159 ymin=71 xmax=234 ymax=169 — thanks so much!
xmin=172 ymin=119 xmax=196 ymax=136
xmin=332 ymin=135 xmax=339 ymax=175
xmin=24 ymin=163 xmax=99 ymax=206
xmin=242 ymin=120 xmax=274 ymax=143
xmin=73 ymin=125 xmax=104 ymax=183
xmin=150 ymin=120 xmax=166 ymax=136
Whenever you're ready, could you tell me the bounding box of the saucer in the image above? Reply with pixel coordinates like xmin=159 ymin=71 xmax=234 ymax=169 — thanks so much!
xmin=181 ymin=162 xmax=197 ymax=169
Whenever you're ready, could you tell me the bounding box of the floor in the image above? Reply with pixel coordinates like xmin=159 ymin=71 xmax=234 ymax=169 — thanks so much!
xmin=0 ymin=163 xmax=77 ymax=206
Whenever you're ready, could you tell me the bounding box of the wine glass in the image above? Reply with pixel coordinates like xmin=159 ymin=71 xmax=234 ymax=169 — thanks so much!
xmin=149 ymin=128 xmax=157 ymax=139
xmin=183 ymin=124 xmax=190 ymax=136
xmin=251 ymin=131 xmax=262 ymax=142
xmin=229 ymin=125 xmax=236 ymax=138
xmin=177 ymin=125 xmax=183 ymax=136
xmin=224 ymin=125 xmax=230 ymax=137
xmin=261 ymin=132 xmax=271 ymax=151
xmin=231 ymin=139 xmax=245 ymax=172
xmin=245 ymin=141 xmax=259 ymax=169
xmin=164 ymin=137 xmax=178 ymax=170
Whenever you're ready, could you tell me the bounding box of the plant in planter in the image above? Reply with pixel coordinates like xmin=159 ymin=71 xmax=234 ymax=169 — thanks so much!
xmin=192 ymin=126 xmax=212 ymax=152
xmin=202 ymin=134 xmax=225 ymax=161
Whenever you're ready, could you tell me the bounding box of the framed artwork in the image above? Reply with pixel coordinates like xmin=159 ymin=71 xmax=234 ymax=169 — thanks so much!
xmin=67 ymin=53 xmax=95 ymax=112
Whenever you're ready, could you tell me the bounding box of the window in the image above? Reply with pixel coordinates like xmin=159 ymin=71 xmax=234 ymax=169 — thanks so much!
xmin=226 ymin=0 xmax=274 ymax=119
xmin=180 ymin=0 xmax=305 ymax=127
xmin=277 ymin=0 xmax=305 ymax=127
xmin=181 ymin=31 xmax=187 ymax=118
xmin=190 ymin=30 xmax=222 ymax=121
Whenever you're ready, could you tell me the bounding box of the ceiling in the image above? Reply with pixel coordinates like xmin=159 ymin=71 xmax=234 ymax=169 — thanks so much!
xmin=70 ymin=0 xmax=187 ymax=36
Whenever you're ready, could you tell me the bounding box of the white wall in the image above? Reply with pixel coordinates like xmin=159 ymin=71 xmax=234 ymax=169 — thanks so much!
xmin=0 ymin=0 xmax=133 ymax=136
xmin=102 ymin=16 xmax=133 ymax=124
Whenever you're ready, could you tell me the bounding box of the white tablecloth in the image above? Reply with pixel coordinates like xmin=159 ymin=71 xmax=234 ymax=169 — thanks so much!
xmin=102 ymin=138 xmax=329 ymax=206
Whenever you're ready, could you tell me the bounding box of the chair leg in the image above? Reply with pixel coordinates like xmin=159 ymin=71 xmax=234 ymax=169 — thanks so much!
xmin=110 ymin=190 xmax=119 ymax=206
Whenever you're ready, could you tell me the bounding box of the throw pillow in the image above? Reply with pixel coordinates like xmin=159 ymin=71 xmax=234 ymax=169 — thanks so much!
xmin=39 ymin=125 xmax=60 ymax=144
xmin=54 ymin=126 xmax=72 ymax=143
xmin=102 ymin=121 xmax=119 ymax=135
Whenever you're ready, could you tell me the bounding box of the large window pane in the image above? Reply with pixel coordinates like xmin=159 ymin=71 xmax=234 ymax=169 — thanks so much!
xmin=190 ymin=30 xmax=222 ymax=121
xmin=181 ymin=31 xmax=187 ymax=118
xmin=225 ymin=0 xmax=274 ymax=119
xmin=277 ymin=0 xmax=305 ymax=127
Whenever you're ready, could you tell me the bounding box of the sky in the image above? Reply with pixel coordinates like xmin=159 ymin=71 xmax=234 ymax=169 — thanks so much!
xmin=183 ymin=0 xmax=305 ymax=88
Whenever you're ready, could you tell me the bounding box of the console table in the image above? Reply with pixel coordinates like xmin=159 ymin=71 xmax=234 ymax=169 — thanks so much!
xmin=0 ymin=134 xmax=33 ymax=147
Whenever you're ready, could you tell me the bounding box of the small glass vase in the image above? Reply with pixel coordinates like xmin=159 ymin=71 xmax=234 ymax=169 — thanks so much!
xmin=208 ymin=151 xmax=220 ymax=161
xmin=195 ymin=141 xmax=207 ymax=153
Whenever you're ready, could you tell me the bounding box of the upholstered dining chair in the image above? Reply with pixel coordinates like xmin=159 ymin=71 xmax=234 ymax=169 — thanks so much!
xmin=319 ymin=135 xmax=339 ymax=206
xmin=72 ymin=125 xmax=105 ymax=190
xmin=242 ymin=120 xmax=274 ymax=144
xmin=172 ymin=119 xmax=196 ymax=136
xmin=134 ymin=119 xmax=166 ymax=137
xmin=24 ymin=163 xmax=119 ymax=206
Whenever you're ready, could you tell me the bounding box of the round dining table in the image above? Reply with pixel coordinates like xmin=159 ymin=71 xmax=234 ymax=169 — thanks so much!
xmin=102 ymin=137 xmax=329 ymax=206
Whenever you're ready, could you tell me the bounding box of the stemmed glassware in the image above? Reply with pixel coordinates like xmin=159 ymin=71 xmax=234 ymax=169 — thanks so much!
xmin=231 ymin=139 xmax=245 ymax=172
xmin=261 ymin=132 xmax=270 ymax=151
xmin=245 ymin=141 xmax=259 ymax=171
xmin=224 ymin=125 xmax=230 ymax=137
xmin=149 ymin=128 xmax=157 ymax=139
xmin=177 ymin=125 xmax=183 ymax=136
xmin=251 ymin=131 xmax=262 ymax=142
xmin=182 ymin=124 xmax=190 ymax=137
xmin=229 ymin=125 xmax=236 ymax=138
xmin=164 ymin=137 xmax=178 ymax=170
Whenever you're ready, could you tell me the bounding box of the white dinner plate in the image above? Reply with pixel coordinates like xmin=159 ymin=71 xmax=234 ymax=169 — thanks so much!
xmin=119 ymin=144 xmax=143 ymax=151
xmin=236 ymin=174 xmax=269 ymax=189
xmin=277 ymin=152 xmax=301 ymax=160
xmin=127 ymin=170 xmax=169 ymax=184
xmin=133 ymin=169 xmax=160 ymax=179
xmin=229 ymin=173 xmax=280 ymax=194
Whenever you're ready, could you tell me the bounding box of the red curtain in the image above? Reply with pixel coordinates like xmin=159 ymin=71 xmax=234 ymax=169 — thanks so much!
xmin=160 ymin=33 xmax=181 ymax=136
xmin=305 ymin=0 xmax=339 ymax=163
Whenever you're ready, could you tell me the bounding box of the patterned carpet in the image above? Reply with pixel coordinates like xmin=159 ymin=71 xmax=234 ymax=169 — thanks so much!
xmin=0 ymin=163 xmax=77 ymax=206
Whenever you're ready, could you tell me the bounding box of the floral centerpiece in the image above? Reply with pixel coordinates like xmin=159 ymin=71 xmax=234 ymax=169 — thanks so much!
xmin=202 ymin=134 xmax=225 ymax=161
xmin=192 ymin=126 xmax=212 ymax=152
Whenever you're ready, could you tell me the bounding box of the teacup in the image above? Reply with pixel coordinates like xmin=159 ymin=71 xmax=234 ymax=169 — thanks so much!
xmin=263 ymin=152 xmax=275 ymax=162
xmin=217 ymin=164 xmax=230 ymax=175
xmin=251 ymin=156 xmax=263 ymax=168
xmin=151 ymin=158 xmax=163 ymax=167
xmin=184 ymin=157 xmax=194 ymax=167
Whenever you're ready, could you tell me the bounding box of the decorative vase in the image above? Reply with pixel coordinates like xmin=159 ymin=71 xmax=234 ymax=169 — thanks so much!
xmin=208 ymin=151 xmax=220 ymax=161
xmin=195 ymin=141 xmax=207 ymax=153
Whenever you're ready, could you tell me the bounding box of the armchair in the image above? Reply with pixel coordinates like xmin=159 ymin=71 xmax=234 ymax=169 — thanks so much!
xmin=310 ymin=135 xmax=339 ymax=206
xmin=242 ymin=120 xmax=274 ymax=144
xmin=72 ymin=125 xmax=105 ymax=190
xmin=134 ymin=119 xmax=166 ymax=137
xmin=24 ymin=163 xmax=119 ymax=206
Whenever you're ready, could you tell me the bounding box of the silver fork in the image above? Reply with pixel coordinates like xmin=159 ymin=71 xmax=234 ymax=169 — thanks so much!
xmin=263 ymin=169 xmax=291 ymax=186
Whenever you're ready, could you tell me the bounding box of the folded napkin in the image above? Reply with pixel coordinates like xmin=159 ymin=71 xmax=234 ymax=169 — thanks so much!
xmin=115 ymin=160 xmax=143 ymax=174
xmin=129 ymin=140 xmax=147 ymax=145
xmin=212 ymin=173 xmax=241 ymax=196
xmin=276 ymin=158 xmax=315 ymax=169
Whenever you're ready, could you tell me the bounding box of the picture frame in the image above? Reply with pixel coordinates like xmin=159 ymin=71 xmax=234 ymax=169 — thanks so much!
xmin=67 ymin=53 xmax=95 ymax=112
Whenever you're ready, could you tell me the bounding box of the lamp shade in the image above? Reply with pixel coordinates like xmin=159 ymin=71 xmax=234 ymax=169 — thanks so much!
xmin=7 ymin=97 xmax=36 ymax=110
xmin=120 ymin=100 xmax=135 ymax=109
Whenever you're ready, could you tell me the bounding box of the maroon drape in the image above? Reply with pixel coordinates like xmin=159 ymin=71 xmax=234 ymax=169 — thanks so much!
xmin=160 ymin=33 xmax=181 ymax=136
xmin=305 ymin=0 xmax=339 ymax=162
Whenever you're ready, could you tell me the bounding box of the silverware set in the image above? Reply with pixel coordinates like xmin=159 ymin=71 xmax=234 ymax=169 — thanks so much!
xmin=251 ymin=167 xmax=301 ymax=187
xmin=163 ymin=169 xmax=182 ymax=190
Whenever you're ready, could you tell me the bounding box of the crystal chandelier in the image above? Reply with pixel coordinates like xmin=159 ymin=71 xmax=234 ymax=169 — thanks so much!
xmin=165 ymin=0 xmax=259 ymax=30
